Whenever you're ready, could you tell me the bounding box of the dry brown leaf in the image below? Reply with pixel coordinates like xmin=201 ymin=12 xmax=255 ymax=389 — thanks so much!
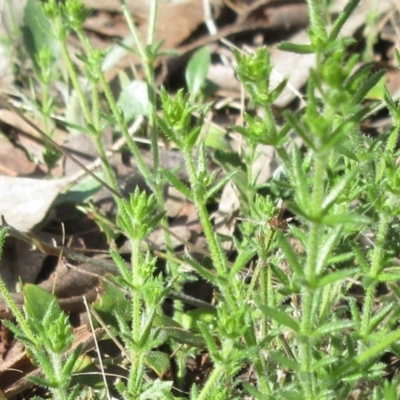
xmin=0 ymin=134 xmax=36 ymax=176
xmin=0 ymin=176 xmax=70 ymax=232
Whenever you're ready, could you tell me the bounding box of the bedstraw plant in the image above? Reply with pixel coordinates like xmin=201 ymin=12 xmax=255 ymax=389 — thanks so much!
xmin=1 ymin=0 xmax=400 ymax=399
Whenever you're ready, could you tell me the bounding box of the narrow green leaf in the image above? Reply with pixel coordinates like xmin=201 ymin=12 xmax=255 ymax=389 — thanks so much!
xmin=368 ymin=304 xmax=393 ymax=334
xmin=351 ymin=70 xmax=386 ymax=105
xmin=291 ymin=145 xmax=311 ymax=209
xmin=327 ymin=252 xmax=354 ymax=265
xmin=205 ymin=170 xmax=238 ymax=200
xmin=321 ymin=169 xmax=358 ymax=213
xmin=270 ymin=263 xmax=290 ymax=288
xmin=270 ymin=77 xmax=289 ymax=103
xmin=315 ymin=226 xmax=343 ymax=275
xmin=285 ymin=200 xmax=313 ymax=222
xmin=156 ymin=116 xmax=179 ymax=145
xmin=183 ymin=256 xmax=217 ymax=284
xmin=242 ymin=383 xmax=265 ymax=400
xmin=328 ymin=0 xmax=360 ymax=42
xmin=384 ymin=85 xmax=397 ymax=117
xmin=0 ymin=227 xmax=7 ymax=259
xmin=317 ymin=268 xmax=358 ymax=287
xmin=62 ymin=345 xmax=83 ymax=377
xmin=346 ymin=332 xmax=356 ymax=359
xmin=356 ymin=329 xmax=400 ymax=364
xmin=269 ymin=351 xmax=300 ymax=371
xmin=321 ymin=213 xmax=370 ymax=226
xmin=284 ymin=111 xmax=314 ymax=149
xmin=320 ymin=108 xmax=370 ymax=155
xmin=160 ymin=168 xmax=192 ymax=199
xmin=229 ymin=248 xmax=257 ymax=279
xmin=28 ymin=374 xmax=57 ymax=389
xmin=276 ymin=231 xmax=303 ymax=277
xmin=336 ymin=145 xmax=359 ymax=161
xmin=289 ymin=225 xmax=307 ymax=246
xmin=148 ymin=210 xmax=167 ymax=231
xmin=378 ymin=273 xmax=400 ymax=282
xmin=277 ymin=42 xmax=315 ymax=54
xmin=312 ymin=355 xmax=339 ymax=371
xmin=313 ymin=320 xmax=354 ymax=338
xmin=258 ymin=305 xmax=299 ymax=332
xmin=154 ymin=315 xmax=205 ymax=348
xmin=351 ymin=243 xmax=370 ymax=274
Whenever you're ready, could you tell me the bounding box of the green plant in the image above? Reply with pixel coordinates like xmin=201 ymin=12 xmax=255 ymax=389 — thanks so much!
xmin=2 ymin=0 xmax=400 ymax=399
xmin=0 ymin=229 xmax=84 ymax=400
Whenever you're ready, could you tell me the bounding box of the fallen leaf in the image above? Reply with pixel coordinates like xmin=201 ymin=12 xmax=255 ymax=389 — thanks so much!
xmin=0 ymin=176 xmax=70 ymax=232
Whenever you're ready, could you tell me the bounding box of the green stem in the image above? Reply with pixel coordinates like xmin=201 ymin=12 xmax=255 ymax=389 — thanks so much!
xmin=183 ymin=151 xmax=237 ymax=310
xmin=197 ymin=365 xmax=225 ymax=400
xmin=0 ymin=275 xmax=35 ymax=343
xmin=299 ymin=154 xmax=325 ymax=398
xmin=360 ymin=198 xmax=392 ymax=339
xmin=53 ymin=21 xmax=91 ymax=126
xmin=131 ymin=239 xmax=142 ymax=345
xmin=121 ymin=0 xmax=178 ymax=295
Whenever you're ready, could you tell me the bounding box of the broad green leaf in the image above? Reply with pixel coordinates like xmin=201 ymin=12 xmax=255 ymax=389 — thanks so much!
xmin=145 ymin=351 xmax=170 ymax=377
xmin=56 ymin=175 xmax=102 ymax=204
xmin=185 ymin=46 xmax=211 ymax=101
xmin=23 ymin=0 xmax=60 ymax=61
xmin=204 ymin=125 xmax=230 ymax=150
xmin=139 ymin=379 xmax=173 ymax=400
xmin=92 ymin=278 xmax=131 ymax=330
xmin=117 ymin=79 xmax=149 ymax=120
xmin=23 ymin=284 xmax=61 ymax=322
xmin=180 ymin=308 xmax=216 ymax=330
